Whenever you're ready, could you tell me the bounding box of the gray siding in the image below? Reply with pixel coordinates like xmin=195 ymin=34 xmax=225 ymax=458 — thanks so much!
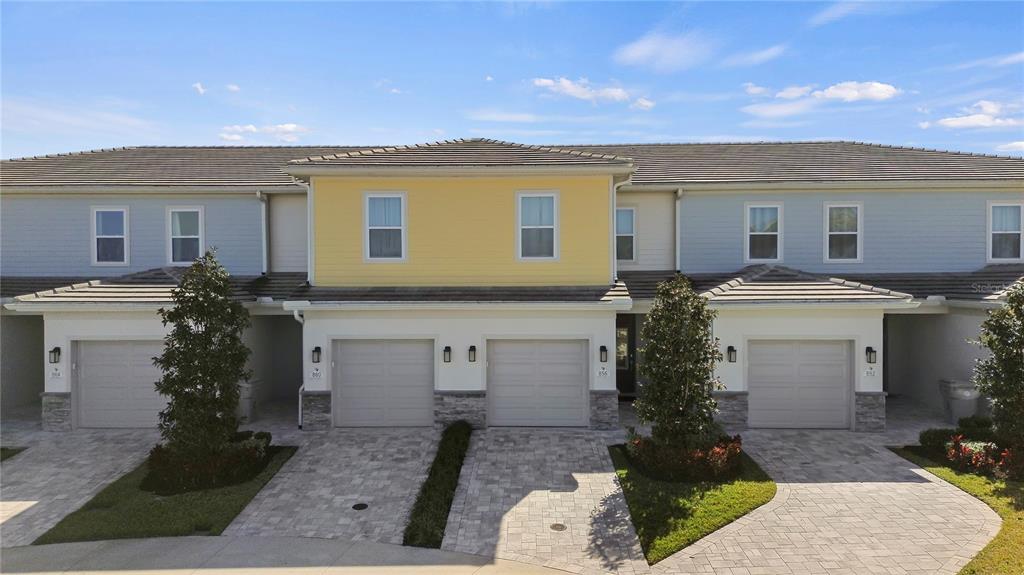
xmin=679 ymin=190 xmax=1023 ymax=273
xmin=1 ymin=195 xmax=263 ymax=276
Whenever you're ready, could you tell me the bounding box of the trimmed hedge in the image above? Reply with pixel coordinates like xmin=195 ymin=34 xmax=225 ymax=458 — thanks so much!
xmin=402 ymin=420 xmax=473 ymax=548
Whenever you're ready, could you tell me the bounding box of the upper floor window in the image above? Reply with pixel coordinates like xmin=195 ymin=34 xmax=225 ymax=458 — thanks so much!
xmin=366 ymin=194 xmax=405 ymax=260
xmin=745 ymin=204 xmax=782 ymax=262
xmin=92 ymin=207 xmax=128 ymax=265
xmin=518 ymin=193 xmax=557 ymax=259
xmin=990 ymin=202 xmax=1023 ymax=262
xmin=616 ymin=208 xmax=635 ymax=261
xmin=824 ymin=203 xmax=862 ymax=262
xmin=168 ymin=207 xmax=203 ymax=265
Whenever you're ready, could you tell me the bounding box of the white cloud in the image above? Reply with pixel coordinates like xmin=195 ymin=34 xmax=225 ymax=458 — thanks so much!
xmin=389 ymin=88 xmax=402 ymax=94
xmin=613 ymin=31 xmax=716 ymax=73
xmin=226 ymin=84 xmax=240 ymax=93
xmin=953 ymin=51 xmax=1024 ymax=70
xmin=531 ymin=77 xmax=630 ymax=102
xmin=191 ymin=82 xmax=207 ymax=95
xmin=741 ymin=99 xmax=820 ymax=118
xmin=220 ymin=123 xmax=310 ymax=143
xmin=722 ymin=44 xmax=786 ymax=67
xmin=996 ymin=141 xmax=1024 ymax=152
xmin=631 ymin=97 xmax=656 ymax=111
xmin=2 ymin=98 xmax=157 ymax=141
xmin=920 ymin=100 xmax=1022 ymax=130
xmin=807 ymin=2 xmax=864 ymax=27
xmin=485 ymin=75 xmax=494 ymax=82
xmin=743 ymin=82 xmax=769 ymax=96
xmin=775 ymin=85 xmax=813 ymax=99
xmin=813 ymin=81 xmax=901 ymax=102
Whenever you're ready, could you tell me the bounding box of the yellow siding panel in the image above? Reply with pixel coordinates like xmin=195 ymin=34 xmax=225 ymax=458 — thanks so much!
xmin=313 ymin=175 xmax=611 ymax=286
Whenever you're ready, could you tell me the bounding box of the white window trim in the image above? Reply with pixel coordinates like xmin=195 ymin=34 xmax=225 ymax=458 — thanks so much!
xmin=516 ymin=191 xmax=559 ymax=261
xmin=166 ymin=206 xmax=205 ymax=265
xmin=987 ymin=200 xmax=1024 ymax=263
xmin=823 ymin=202 xmax=863 ymax=264
xmin=616 ymin=206 xmax=636 ymax=262
xmin=90 ymin=206 xmax=129 ymax=266
xmin=744 ymin=203 xmax=783 ymax=263
xmin=364 ymin=192 xmax=407 ymax=262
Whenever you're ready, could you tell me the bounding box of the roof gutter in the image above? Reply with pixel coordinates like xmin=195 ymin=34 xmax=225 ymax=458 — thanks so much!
xmin=281 ymin=299 xmax=634 ymax=312
xmin=284 ymin=164 xmax=635 ymax=179
xmin=621 ymin=179 xmax=1024 ymax=193
xmin=0 ymin=184 xmax=306 ymax=195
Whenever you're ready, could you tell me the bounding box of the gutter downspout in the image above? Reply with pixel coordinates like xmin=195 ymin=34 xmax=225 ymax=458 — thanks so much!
xmin=675 ymin=188 xmax=683 ymax=272
xmin=256 ymin=191 xmax=268 ymax=275
xmin=292 ymin=309 xmax=304 ymax=428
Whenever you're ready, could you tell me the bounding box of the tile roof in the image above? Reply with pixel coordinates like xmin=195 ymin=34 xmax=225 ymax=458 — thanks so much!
xmin=699 ymin=265 xmax=912 ymax=304
xmin=288 ymin=138 xmax=632 ymax=168
xmin=1 ymin=276 xmax=98 ymax=299
xmin=844 ymin=264 xmax=1024 ymax=302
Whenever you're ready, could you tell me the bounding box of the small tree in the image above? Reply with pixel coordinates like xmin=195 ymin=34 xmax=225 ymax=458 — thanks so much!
xmin=154 ymin=250 xmax=251 ymax=458
xmin=635 ymin=275 xmax=722 ymax=445
xmin=972 ymin=280 xmax=1024 ymax=448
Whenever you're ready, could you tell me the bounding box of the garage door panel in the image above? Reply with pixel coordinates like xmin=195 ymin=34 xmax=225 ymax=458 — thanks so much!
xmin=488 ymin=340 xmax=588 ymax=427
xmin=333 ymin=339 xmax=434 ymax=427
xmin=747 ymin=340 xmax=851 ymax=429
xmin=77 ymin=340 xmax=165 ymax=428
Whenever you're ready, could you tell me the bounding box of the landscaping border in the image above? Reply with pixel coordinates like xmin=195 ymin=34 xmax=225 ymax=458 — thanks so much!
xmin=402 ymin=420 xmax=473 ymax=548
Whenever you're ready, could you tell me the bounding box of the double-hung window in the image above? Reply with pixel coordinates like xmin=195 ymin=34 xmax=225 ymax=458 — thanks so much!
xmin=616 ymin=208 xmax=635 ymax=261
xmin=168 ymin=207 xmax=203 ymax=265
xmin=990 ymin=202 xmax=1023 ymax=262
xmin=825 ymin=203 xmax=862 ymax=262
xmin=745 ymin=204 xmax=782 ymax=262
xmin=366 ymin=194 xmax=405 ymax=260
xmin=518 ymin=193 xmax=557 ymax=259
xmin=92 ymin=207 xmax=128 ymax=265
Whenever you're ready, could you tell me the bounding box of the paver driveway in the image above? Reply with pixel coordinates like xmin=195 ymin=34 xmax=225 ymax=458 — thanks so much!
xmin=0 ymin=411 xmax=157 ymax=547
xmin=442 ymin=428 xmax=650 ymax=575
xmin=224 ymin=422 xmax=439 ymax=545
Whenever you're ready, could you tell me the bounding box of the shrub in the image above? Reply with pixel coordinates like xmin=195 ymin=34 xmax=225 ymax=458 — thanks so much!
xmin=946 ymin=435 xmax=1001 ymax=475
xmin=972 ymin=280 xmax=1024 ymax=452
xmin=142 ymin=432 xmax=271 ymax=495
xmin=625 ymin=430 xmax=743 ymax=482
xmin=919 ymin=428 xmax=957 ymax=455
xmin=998 ymin=446 xmax=1024 ymax=480
xmin=957 ymin=415 xmax=998 ymax=444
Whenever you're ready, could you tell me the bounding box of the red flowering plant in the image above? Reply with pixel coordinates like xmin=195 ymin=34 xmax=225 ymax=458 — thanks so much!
xmin=946 ymin=435 xmax=1001 ymax=475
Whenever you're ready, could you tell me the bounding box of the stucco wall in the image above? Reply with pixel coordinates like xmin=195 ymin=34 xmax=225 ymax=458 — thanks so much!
xmin=299 ymin=308 xmax=616 ymax=393
xmin=1 ymin=314 xmax=44 ymax=414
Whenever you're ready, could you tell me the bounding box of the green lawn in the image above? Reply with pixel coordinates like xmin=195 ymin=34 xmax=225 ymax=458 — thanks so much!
xmin=608 ymin=445 xmax=777 ymax=565
xmin=403 ymin=420 xmax=473 ymax=548
xmin=34 ymin=446 xmax=296 ymax=545
xmin=891 ymin=447 xmax=1023 ymax=575
xmin=1 ymin=447 xmax=26 ymax=462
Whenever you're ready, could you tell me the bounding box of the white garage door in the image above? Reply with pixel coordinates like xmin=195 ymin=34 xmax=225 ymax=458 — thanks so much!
xmin=747 ymin=340 xmax=852 ymax=429
xmin=76 ymin=340 xmax=166 ymax=428
xmin=332 ymin=340 xmax=434 ymax=427
xmin=488 ymin=340 xmax=588 ymax=427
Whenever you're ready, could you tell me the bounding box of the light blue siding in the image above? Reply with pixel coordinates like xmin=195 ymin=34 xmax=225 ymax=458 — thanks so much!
xmin=679 ymin=190 xmax=1024 ymax=273
xmin=1 ymin=195 xmax=263 ymax=276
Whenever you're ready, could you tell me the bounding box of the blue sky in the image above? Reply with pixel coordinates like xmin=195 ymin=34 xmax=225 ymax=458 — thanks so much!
xmin=2 ymin=1 xmax=1023 ymax=159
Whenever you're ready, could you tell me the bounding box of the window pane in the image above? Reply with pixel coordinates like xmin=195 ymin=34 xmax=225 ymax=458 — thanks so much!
xmin=521 ymin=196 xmax=554 ymax=226
xmin=616 ymin=327 xmax=629 ymax=369
xmin=96 ymin=211 xmax=124 ymax=236
xmin=616 ymin=209 xmax=634 ymax=234
xmin=992 ymin=206 xmax=1022 ymax=232
xmin=992 ymin=232 xmax=1022 ymax=259
xmin=171 ymin=211 xmax=200 ymax=236
xmin=748 ymin=207 xmax=779 ymax=233
xmin=829 ymin=207 xmax=858 ymax=233
xmin=369 ymin=228 xmax=403 ymax=258
xmin=521 ymin=228 xmax=554 ymax=257
xmin=616 ymin=236 xmax=634 ymax=260
xmin=749 ymin=234 xmax=778 ymax=259
xmin=829 ymin=234 xmax=858 ymax=259
xmin=368 ymin=197 xmax=402 ymax=227
xmin=96 ymin=238 xmax=125 ymax=262
xmin=171 ymin=237 xmax=200 ymax=262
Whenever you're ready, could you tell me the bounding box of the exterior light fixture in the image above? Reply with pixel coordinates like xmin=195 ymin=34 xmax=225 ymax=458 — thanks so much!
xmin=443 ymin=346 xmax=452 ymax=363
xmin=600 ymin=345 xmax=608 ymax=363
xmin=48 ymin=346 xmax=61 ymax=364
xmin=865 ymin=346 xmax=877 ymax=364
xmin=468 ymin=345 xmax=477 ymax=363
xmin=311 ymin=346 xmax=322 ymax=363
xmin=727 ymin=346 xmax=737 ymax=363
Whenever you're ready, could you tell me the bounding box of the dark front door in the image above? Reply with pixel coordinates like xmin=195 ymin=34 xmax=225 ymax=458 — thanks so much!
xmin=616 ymin=314 xmax=637 ymax=397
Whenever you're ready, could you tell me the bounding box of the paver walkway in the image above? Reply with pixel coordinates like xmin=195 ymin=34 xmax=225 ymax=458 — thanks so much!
xmin=0 ymin=409 xmax=157 ymax=547
xmin=442 ymin=428 xmax=649 ymax=575
xmin=224 ymin=422 xmax=439 ymax=544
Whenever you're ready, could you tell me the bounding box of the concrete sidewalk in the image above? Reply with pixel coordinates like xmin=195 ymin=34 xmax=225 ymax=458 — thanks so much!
xmin=0 ymin=536 xmax=570 ymax=574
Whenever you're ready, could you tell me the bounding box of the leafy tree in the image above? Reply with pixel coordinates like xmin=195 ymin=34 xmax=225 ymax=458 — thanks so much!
xmin=154 ymin=250 xmax=251 ymax=458
xmin=973 ymin=280 xmax=1024 ymax=448
xmin=635 ymin=275 xmax=722 ymax=444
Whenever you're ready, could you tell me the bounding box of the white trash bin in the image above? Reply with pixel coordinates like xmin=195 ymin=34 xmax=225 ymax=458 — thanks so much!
xmin=938 ymin=379 xmax=980 ymax=425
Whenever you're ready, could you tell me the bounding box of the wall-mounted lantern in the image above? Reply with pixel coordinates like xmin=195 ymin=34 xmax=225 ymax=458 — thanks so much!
xmin=311 ymin=346 xmax=322 ymax=363
xmin=48 ymin=346 xmax=61 ymax=364
xmin=726 ymin=346 xmax=737 ymax=363
xmin=865 ymin=346 xmax=877 ymax=364
xmin=443 ymin=346 xmax=452 ymax=363
xmin=468 ymin=345 xmax=477 ymax=363
xmin=599 ymin=345 xmax=608 ymax=363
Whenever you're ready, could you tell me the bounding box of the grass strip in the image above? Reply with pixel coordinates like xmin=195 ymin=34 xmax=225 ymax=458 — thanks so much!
xmin=403 ymin=420 xmax=473 ymax=548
